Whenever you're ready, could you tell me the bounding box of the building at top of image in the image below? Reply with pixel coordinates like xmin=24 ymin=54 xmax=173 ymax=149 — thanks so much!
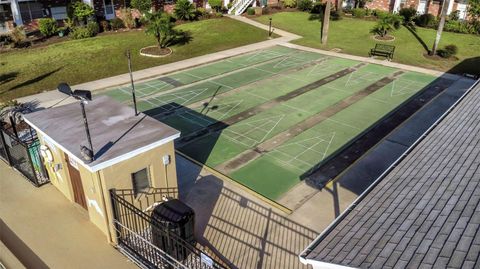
xmin=0 ymin=0 xmax=474 ymax=33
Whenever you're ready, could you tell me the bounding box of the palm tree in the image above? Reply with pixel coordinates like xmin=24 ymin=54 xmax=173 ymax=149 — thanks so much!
xmin=145 ymin=12 xmax=175 ymax=48
xmin=430 ymin=0 xmax=451 ymax=55
xmin=321 ymin=0 xmax=331 ymax=44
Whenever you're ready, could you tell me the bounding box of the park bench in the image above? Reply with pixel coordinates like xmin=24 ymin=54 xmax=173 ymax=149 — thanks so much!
xmin=369 ymin=44 xmax=395 ymax=60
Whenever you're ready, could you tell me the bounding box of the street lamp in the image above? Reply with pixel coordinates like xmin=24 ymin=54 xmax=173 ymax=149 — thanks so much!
xmin=57 ymin=83 xmax=95 ymax=163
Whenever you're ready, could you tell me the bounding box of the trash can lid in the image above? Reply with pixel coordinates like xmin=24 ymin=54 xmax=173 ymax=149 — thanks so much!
xmin=152 ymin=199 xmax=195 ymax=224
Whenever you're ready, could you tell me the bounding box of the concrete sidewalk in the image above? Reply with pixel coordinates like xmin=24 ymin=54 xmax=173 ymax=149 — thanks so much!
xmin=0 ymin=162 xmax=137 ymax=269
xmin=17 ymin=35 xmax=298 ymax=109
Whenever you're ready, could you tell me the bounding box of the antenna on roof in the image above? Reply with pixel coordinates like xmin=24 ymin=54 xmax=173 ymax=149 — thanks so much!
xmin=126 ymin=50 xmax=138 ymax=116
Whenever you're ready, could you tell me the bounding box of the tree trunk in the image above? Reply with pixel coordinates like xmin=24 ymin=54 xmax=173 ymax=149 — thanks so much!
xmin=337 ymin=0 xmax=343 ymax=12
xmin=431 ymin=0 xmax=450 ymax=55
xmin=321 ymin=0 xmax=331 ymax=44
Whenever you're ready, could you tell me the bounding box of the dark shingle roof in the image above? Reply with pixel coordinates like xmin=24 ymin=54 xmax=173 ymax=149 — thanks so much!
xmin=303 ymin=82 xmax=480 ymax=269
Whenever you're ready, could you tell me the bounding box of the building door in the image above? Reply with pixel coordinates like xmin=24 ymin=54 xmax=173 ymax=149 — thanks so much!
xmin=104 ymin=0 xmax=115 ymax=20
xmin=65 ymin=154 xmax=88 ymax=210
xmin=417 ymin=0 xmax=427 ymax=14
xmin=457 ymin=3 xmax=467 ymax=20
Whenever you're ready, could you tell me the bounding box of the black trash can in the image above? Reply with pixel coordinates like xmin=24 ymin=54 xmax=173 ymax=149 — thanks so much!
xmin=151 ymin=199 xmax=195 ymax=262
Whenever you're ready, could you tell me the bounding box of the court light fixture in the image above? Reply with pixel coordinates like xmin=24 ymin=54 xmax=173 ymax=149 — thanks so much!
xmin=57 ymin=83 xmax=95 ymax=163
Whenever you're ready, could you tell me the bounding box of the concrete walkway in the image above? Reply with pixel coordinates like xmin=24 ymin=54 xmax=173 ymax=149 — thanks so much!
xmin=17 ymin=29 xmax=298 ymax=109
xmin=0 ymin=162 xmax=137 ymax=269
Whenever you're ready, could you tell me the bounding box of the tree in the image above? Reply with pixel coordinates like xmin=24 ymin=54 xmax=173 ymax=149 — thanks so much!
xmin=321 ymin=0 xmax=331 ymax=44
xmin=174 ymin=0 xmax=197 ymax=21
xmin=468 ymin=0 xmax=480 ymax=20
xmin=370 ymin=13 xmax=403 ymax=37
xmin=71 ymin=1 xmax=95 ymax=25
xmin=131 ymin=0 xmax=152 ymax=14
xmin=145 ymin=12 xmax=175 ymax=48
xmin=430 ymin=0 xmax=450 ymax=55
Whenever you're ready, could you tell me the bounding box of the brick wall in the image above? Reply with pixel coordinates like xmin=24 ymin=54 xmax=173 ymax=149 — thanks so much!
xmin=427 ymin=1 xmax=441 ymax=16
xmin=365 ymin=0 xmax=391 ymax=11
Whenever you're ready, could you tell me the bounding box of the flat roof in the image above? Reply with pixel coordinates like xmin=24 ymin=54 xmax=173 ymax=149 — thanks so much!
xmin=24 ymin=95 xmax=180 ymax=172
xmin=301 ymin=80 xmax=480 ymax=269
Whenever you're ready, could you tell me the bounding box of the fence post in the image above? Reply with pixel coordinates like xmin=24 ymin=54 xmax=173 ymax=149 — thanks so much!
xmin=0 ymin=130 xmax=13 ymax=166
xmin=110 ymin=189 xmax=121 ymax=243
xmin=25 ymin=142 xmax=40 ymax=187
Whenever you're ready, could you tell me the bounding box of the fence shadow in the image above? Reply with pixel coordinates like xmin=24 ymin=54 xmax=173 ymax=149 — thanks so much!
xmin=180 ymin=173 xmax=318 ymax=269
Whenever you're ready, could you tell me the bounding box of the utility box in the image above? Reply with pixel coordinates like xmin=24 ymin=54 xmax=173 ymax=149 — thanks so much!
xmin=151 ymin=199 xmax=196 ymax=261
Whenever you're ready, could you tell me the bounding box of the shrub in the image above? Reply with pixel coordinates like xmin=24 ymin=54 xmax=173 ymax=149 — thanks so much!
xmin=399 ymin=7 xmax=417 ymax=22
xmin=39 ymin=18 xmax=58 ymax=37
xmin=208 ymin=0 xmax=223 ymax=12
xmin=448 ymin=10 xmax=460 ymax=21
xmin=283 ymin=0 xmax=296 ymax=8
xmin=175 ymin=0 xmax=197 ymax=20
xmin=196 ymin=7 xmax=208 ymax=19
xmin=10 ymin=26 xmax=28 ymax=47
xmin=444 ymin=20 xmax=475 ymax=34
xmin=330 ymin=10 xmax=342 ymax=20
xmin=372 ymin=9 xmax=388 ymax=19
xmin=415 ymin=13 xmax=436 ymax=27
xmin=311 ymin=2 xmax=324 ymax=14
xmin=370 ymin=13 xmax=402 ymax=37
xmin=298 ymin=0 xmax=313 ymax=11
xmin=110 ymin=17 xmax=125 ymax=30
xmin=131 ymin=0 xmax=152 ymax=13
xmin=119 ymin=8 xmax=136 ymax=29
xmin=70 ymin=21 xmax=99 ymax=39
xmin=86 ymin=21 xmax=99 ymax=35
xmin=247 ymin=7 xmax=255 ymax=15
xmin=71 ymin=1 xmax=95 ymax=24
xmin=352 ymin=8 xmax=366 ymax=18
xmin=438 ymin=44 xmax=458 ymax=58
xmin=100 ymin=20 xmax=110 ymax=32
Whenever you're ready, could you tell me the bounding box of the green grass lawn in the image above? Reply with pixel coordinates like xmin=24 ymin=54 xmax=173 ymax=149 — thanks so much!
xmin=255 ymin=12 xmax=480 ymax=74
xmin=0 ymin=17 xmax=271 ymax=101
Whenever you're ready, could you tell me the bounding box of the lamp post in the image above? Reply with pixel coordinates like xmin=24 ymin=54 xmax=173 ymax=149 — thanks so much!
xmin=57 ymin=83 xmax=95 ymax=163
xmin=268 ymin=18 xmax=273 ymax=37
xmin=126 ymin=50 xmax=138 ymax=116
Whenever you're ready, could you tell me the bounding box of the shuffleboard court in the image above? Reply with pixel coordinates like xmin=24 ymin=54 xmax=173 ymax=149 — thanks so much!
xmin=100 ymin=46 xmax=441 ymax=203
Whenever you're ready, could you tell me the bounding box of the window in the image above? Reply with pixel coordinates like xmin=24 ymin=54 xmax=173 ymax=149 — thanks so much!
xmin=132 ymin=168 xmax=150 ymax=196
xmin=50 ymin=6 xmax=68 ymax=20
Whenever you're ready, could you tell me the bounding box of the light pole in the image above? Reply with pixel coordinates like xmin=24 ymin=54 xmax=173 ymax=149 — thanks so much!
xmin=57 ymin=83 xmax=95 ymax=163
xmin=126 ymin=50 xmax=138 ymax=116
xmin=268 ymin=18 xmax=273 ymax=37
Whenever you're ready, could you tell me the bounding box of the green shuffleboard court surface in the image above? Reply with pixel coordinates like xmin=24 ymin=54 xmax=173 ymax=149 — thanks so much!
xmin=100 ymin=46 xmax=438 ymax=203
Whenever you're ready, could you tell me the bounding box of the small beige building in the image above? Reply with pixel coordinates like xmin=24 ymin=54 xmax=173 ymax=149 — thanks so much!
xmin=23 ymin=96 xmax=180 ymax=243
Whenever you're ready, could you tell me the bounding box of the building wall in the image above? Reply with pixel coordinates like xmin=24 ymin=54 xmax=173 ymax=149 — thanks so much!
xmin=427 ymin=1 xmax=442 ymax=16
xmin=100 ymin=141 xmax=178 ymax=243
xmin=39 ymin=134 xmax=75 ymax=202
xmin=365 ymin=0 xmax=392 ymax=11
xmin=37 ymin=130 xmax=178 ymax=242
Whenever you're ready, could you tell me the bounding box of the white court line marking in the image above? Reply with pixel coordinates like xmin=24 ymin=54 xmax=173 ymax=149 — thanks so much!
xmin=207 ymin=100 xmax=244 ymax=120
xmin=268 ymin=132 xmax=336 ymax=172
xmin=223 ymin=115 xmax=285 ymax=147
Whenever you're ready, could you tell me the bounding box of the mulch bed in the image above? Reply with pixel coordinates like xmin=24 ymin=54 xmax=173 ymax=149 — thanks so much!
xmin=373 ymin=35 xmax=395 ymax=41
xmin=140 ymin=46 xmax=172 ymax=57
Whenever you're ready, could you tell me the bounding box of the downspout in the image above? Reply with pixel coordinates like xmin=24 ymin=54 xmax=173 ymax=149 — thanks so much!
xmin=96 ymin=171 xmax=114 ymax=243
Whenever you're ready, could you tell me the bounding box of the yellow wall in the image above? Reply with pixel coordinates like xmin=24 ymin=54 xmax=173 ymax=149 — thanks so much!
xmin=37 ymin=132 xmax=178 ymax=243
xmin=38 ymin=134 xmax=74 ymax=202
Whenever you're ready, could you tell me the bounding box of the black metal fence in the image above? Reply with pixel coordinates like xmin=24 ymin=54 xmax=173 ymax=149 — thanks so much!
xmin=0 ymin=121 xmax=50 ymax=187
xmin=110 ymin=188 xmax=228 ymax=269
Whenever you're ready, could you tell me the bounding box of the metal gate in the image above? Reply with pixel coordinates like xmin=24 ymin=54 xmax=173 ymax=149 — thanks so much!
xmin=0 ymin=121 xmax=49 ymax=187
xmin=110 ymin=188 xmax=228 ymax=269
